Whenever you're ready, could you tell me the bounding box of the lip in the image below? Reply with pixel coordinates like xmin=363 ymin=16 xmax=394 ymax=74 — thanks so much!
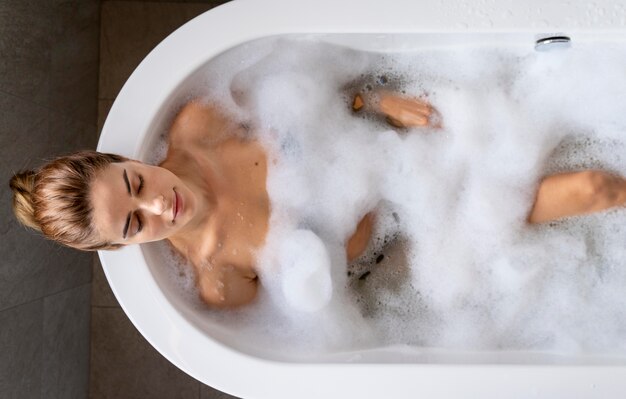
xmin=173 ymin=189 xmax=180 ymax=221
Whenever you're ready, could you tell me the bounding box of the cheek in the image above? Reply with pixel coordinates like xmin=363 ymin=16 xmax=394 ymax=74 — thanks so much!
xmin=146 ymin=216 xmax=168 ymax=239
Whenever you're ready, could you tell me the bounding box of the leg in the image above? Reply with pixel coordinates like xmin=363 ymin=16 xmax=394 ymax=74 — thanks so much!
xmin=346 ymin=212 xmax=375 ymax=262
xmin=528 ymin=170 xmax=626 ymax=224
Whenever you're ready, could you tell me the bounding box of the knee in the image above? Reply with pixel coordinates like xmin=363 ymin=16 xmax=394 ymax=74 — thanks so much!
xmin=580 ymin=171 xmax=608 ymax=197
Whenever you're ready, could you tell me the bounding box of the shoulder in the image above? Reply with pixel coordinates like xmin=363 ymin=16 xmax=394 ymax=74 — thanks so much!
xmin=168 ymin=99 xmax=239 ymax=150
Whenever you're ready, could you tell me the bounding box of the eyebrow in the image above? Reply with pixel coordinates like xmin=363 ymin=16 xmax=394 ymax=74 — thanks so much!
xmin=122 ymin=169 xmax=131 ymax=239
xmin=123 ymin=169 xmax=131 ymax=195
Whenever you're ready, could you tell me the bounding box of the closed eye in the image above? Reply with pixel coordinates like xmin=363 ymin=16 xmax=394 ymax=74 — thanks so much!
xmin=135 ymin=213 xmax=143 ymax=235
xmin=137 ymin=175 xmax=144 ymax=195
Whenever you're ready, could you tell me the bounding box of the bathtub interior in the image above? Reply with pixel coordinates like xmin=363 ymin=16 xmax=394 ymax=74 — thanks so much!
xmin=131 ymin=32 xmax=626 ymax=365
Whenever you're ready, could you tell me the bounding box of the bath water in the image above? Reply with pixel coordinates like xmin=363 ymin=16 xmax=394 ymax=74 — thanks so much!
xmin=149 ymin=36 xmax=626 ymax=356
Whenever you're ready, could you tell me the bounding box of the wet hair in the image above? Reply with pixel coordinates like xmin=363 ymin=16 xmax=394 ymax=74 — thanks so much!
xmin=9 ymin=150 xmax=128 ymax=251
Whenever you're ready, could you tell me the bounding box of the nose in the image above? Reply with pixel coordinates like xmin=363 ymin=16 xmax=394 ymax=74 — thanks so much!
xmin=136 ymin=194 xmax=167 ymax=215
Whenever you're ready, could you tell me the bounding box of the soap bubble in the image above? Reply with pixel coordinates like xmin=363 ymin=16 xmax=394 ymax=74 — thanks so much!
xmin=278 ymin=229 xmax=333 ymax=313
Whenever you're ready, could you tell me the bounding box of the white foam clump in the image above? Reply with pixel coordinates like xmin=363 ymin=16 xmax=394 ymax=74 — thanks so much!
xmin=278 ymin=229 xmax=333 ymax=312
xmin=151 ymin=36 xmax=626 ymax=356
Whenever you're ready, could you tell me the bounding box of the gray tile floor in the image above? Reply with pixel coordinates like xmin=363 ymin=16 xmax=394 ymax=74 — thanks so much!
xmin=90 ymin=2 xmax=238 ymax=398
xmin=1 ymin=2 xmax=98 ymax=397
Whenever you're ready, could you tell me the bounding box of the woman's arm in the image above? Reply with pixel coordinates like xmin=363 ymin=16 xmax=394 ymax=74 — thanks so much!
xmin=168 ymin=100 xmax=245 ymax=150
xmin=197 ymin=263 xmax=258 ymax=308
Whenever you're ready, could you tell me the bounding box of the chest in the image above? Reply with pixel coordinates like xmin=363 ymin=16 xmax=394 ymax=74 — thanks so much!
xmin=187 ymin=139 xmax=270 ymax=270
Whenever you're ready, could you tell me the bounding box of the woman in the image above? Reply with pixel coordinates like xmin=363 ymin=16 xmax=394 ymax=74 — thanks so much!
xmin=10 ymin=91 xmax=626 ymax=308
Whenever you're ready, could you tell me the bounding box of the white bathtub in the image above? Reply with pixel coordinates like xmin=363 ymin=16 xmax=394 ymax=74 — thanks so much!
xmin=97 ymin=0 xmax=626 ymax=397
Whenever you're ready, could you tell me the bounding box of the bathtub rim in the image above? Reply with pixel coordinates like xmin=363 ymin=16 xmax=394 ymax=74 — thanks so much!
xmin=97 ymin=0 xmax=626 ymax=397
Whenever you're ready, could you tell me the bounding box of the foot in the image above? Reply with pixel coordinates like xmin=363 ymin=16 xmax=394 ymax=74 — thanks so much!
xmin=377 ymin=91 xmax=435 ymax=128
xmin=352 ymin=91 xmax=439 ymax=128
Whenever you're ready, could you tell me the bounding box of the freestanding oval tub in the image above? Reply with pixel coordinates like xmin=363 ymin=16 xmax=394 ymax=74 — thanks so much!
xmin=98 ymin=0 xmax=626 ymax=397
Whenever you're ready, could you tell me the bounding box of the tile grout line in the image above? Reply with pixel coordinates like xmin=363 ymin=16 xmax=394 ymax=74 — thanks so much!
xmin=39 ymin=295 xmax=45 ymax=399
xmin=0 ymin=294 xmax=42 ymax=315
xmin=0 ymin=282 xmax=92 ymax=315
xmin=99 ymin=0 xmax=224 ymax=6
xmin=91 ymin=255 xmax=121 ymax=309
xmin=86 ymin=284 xmax=94 ymax=399
xmin=0 ymin=87 xmax=98 ymax=128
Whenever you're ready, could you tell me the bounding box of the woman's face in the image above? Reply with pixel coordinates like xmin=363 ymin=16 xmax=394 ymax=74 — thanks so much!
xmin=90 ymin=161 xmax=198 ymax=246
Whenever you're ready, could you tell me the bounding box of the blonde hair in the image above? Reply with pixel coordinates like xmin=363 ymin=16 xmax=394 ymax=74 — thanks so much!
xmin=9 ymin=151 xmax=127 ymax=251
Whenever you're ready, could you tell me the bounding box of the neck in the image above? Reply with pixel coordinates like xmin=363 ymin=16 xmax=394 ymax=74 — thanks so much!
xmin=162 ymin=153 xmax=218 ymax=239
